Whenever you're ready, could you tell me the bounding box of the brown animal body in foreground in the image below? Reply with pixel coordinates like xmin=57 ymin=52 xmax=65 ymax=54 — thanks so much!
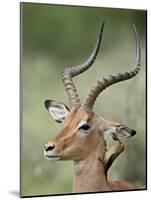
xmin=44 ymin=22 xmax=143 ymax=192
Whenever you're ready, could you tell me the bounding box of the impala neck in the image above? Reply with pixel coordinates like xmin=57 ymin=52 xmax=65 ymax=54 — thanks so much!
xmin=73 ymin=144 xmax=111 ymax=193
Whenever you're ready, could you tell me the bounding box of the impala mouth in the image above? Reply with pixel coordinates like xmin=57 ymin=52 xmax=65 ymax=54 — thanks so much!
xmin=44 ymin=149 xmax=62 ymax=161
xmin=46 ymin=155 xmax=61 ymax=161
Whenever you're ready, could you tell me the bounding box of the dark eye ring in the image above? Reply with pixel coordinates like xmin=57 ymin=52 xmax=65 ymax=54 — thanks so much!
xmin=79 ymin=124 xmax=91 ymax=131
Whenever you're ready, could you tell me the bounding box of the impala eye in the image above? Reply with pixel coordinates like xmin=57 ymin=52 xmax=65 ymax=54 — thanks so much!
xmin=79 ymin=124 xmax=91 ymax=131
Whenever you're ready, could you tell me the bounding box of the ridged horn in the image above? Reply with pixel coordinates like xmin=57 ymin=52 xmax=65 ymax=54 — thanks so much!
xmin=62 ymin=21 xmax=105 ymax=108
xmin=82 ymin=24 xmax=141 ymax=110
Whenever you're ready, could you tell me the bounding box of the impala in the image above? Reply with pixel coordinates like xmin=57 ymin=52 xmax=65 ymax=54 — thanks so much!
xmin=44 ymin=22 xmax=142 ymax=192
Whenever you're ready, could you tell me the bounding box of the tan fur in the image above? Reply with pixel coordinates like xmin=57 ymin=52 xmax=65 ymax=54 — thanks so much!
xmin=46 ymin=107 xmax=141 ymax=192
xmin=44 ymin=23 xmax=142 ymax=192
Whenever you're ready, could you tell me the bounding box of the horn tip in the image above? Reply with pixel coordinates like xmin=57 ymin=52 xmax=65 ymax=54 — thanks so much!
xmin=101 ymin=20 xmax=105 ymax=30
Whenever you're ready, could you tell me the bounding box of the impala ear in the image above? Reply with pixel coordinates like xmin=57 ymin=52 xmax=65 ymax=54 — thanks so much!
xmin=44 ymin=100 xmax=69 ymax=123
xmin=104 ymin=124 xmax=136 ymax=140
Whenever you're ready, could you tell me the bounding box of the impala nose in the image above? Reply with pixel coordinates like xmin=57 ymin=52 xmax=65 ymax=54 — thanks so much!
xmin=44 ymin=144 xmax=55 ymax=152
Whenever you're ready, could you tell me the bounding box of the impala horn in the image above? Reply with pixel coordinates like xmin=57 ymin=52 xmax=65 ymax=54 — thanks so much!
xmin=62 ymin=21 xmax=105 ymax=108
xmin=82 ymin=24 xmax=141 ymax=110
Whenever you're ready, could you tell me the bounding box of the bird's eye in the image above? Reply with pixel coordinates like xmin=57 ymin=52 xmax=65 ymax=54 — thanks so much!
xmin=79 ymin=124 xmax=91 ymax=131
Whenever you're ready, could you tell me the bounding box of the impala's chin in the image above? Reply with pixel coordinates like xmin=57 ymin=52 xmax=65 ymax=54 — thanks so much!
xmin=44 ymin=149 xmax=62 ymax=161
xmin=45 ymin=155 xmax=61 ymax=161
xmin=59 ymin=153 xmax=82 ymax=161
xmin=44 ymin=148 xmax=81 ymax=161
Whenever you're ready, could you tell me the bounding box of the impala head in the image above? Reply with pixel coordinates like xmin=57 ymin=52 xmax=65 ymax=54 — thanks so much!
xmin=44 ymin=22 xmax=141 ymax=165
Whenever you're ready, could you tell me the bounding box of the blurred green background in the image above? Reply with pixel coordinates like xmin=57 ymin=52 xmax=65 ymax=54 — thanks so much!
xmin=21 ymin=2 xmax=146 ymax=197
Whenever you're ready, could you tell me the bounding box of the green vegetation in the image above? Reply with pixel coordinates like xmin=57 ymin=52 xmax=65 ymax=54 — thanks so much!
xmin=21 ymin=2 xmax=146 ymax=196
